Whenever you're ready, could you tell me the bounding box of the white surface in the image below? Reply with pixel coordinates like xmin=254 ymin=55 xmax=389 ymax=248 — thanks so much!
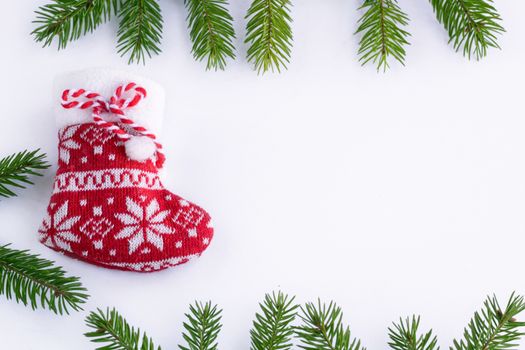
xmin=1 ymin=1 xmax=525 ymax=349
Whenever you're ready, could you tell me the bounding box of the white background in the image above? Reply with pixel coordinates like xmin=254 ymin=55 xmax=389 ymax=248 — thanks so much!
xmin=1 ymin=0 xmax=525 ymax=349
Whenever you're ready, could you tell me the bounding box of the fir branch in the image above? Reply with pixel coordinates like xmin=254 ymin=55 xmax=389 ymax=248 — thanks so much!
xmin=250 ymin=291 xmax=298 ymax=350
xmin=117 ymin=0 xmax=163 ymax=64
xmin=0 ymin=149 xmax=50 ymax=198
xmin=245 ymin=0 xmax=293 ymax=74
xmin=451 ymin=293 xmax=525 ymax=350
xmin=32 ymin=0 xmax=119 ymax=49
xmin=295 ymin=299 xmax=366 ymax=350
xmin=356 ymin=0 xmax=410 ymax=71
xmin=179 ymin=301 xmax=223 ymax=350
xmin=185 ymin=0 xmax=236 ymax=70
xmin=430 ymin=0 xmax=504 ymax=60
xmin=85 ymin=308 xmax=161 ymax=350
xmin=0 ymin=244 xmax=88 ymax=314
xmin=388 ymin=316 xmax=439 ymax=350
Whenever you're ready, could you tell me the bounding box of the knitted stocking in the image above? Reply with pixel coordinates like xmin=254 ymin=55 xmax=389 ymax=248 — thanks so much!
xmin=38 ymin=69 xmax=213 ymax=272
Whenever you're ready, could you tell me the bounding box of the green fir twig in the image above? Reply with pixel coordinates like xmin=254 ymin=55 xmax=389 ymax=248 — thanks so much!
xmin=78 ymin=293 xmax=525 ymax=350
xmin=295 ymin=299 xmax=366 ymax=350
xmin=0 ymin=244 xmax=88 ymax=314
xmin=430 ymin=0 xmax=504 ymax=60
xmin=0 ymin=149 xmax=50 ymax=198
xmin=85 ymin=308 xmax=161 ymax=350
xmin=32 ymin=0 xmax=119 ymax=49
xmin=245 ymin=0 xmax=293 ymax=74
xmin=356 ymin=0 xmax=410 ymax=71
xmin=185 ymin=0 xmax=236 ymax=70
xmin=117 ymin=0 xmax=163 ymax=64
xmin=31 ymin=0 xmax=505 ymax=68
xmin=179 ymin=301 xmax=223 ymax=350
xmin=250 ymin=291 xmax=298 ymax=350
xmin=451 ymin=293 xmax=525 ymax=350
xmin=388 ymin=316 xmax=439 ymax=350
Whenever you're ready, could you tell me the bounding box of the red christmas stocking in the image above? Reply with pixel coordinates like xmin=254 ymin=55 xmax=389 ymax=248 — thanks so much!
xmin=38 ymin=69 xmax=213 ymax=272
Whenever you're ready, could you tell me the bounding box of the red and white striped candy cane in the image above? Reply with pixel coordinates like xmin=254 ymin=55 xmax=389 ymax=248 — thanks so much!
xmin=61 ymin=82 xmax=165 ymax=168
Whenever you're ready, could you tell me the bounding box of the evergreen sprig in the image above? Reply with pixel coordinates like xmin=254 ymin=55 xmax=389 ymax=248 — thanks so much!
xmin=77 ymin=293 xmax=525 ymax=350
xmin=250 ymin=291 xmax=298 ymax=350
xmin=179 ymin=301 xmax=223 ymax=350
xmin=32 ymin=1 xmax=505 ymax=70
xmin=185 ymin=0 xmax=236 ymax=70
xmin=356 ymin=0 xmax=410 ymax=71
xmin=388 ymin=316 xmax=438 ymax=350
xmin=117 ymin=0 xmax=163 ymax=64
xmin=0 ymin=149 xmax=50 ymax=198
xmin=85 ymin=308 xmax=161 ymax=350
xmin=430 ymin=0 xmax=504 ymax=60
xmin=0 ymin=244 xmax=88 ymax=314
xmin=245 ymin=0 xmax=293 ymax=74
xmin=451 ymin=293 xmax=525 ymax=350
xmin=295 ymin=299 xmax=365 ymax=350
xmin=32 ymin=0 xmax=119 ymax=49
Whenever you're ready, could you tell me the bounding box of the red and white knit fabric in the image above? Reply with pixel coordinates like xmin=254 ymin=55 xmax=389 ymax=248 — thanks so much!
xmin=39 ymin=71 xmax=213 ymax=272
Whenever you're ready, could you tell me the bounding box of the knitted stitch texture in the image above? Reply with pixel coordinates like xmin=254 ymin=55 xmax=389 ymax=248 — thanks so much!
xmin=39 ymin=76 xmax=213 ymax=272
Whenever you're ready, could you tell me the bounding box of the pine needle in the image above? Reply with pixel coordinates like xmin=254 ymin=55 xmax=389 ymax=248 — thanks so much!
xmin=356 ymin=0 xmax=410 ymax=71
xmin=388 ymin=316 xmax=439 ymax=350
xmin=295 ymin=299 xmax=366 ymax=350
xmin=85 ymin=307 xmax=161 ymax=350
xmin=245 ymin=0 xmax=293 ymax=74
xmin=451 ymin=293 xmax=525 ymax=350
xmin=0 ymin=244 xmax=88 ymax=314
xmin=430 ymin=0 xmax=504 ymax=60
xmin=117 ymin=0 xmax=163 ymax=64
xmin=250 ymin=291 xmax=298 ymax=350
xmin=185 ymin=0 xmax=236 ymax=70
xmin=32 ymin=0 xmax=119 ymax=49
xmin=179 ymin=301 xmax=223 ymax=350
xmin=0 ymin=149 xmax=50 ymax=198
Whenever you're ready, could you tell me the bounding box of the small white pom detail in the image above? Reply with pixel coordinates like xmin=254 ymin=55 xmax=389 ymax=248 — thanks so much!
xmin=125 ymin=136 xmax=156 ymax=161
